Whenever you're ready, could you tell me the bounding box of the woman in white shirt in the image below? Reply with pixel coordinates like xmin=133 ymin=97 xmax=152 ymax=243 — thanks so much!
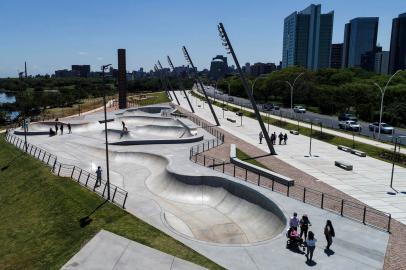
xmin=306 ymin=231 xmax=317 ymax=263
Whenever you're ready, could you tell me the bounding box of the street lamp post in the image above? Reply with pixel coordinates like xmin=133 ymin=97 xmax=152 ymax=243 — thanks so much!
xmin=101 ymin=64 xmax=112 ymax=200
xmin=373 ymin=70 xmax=402 ymax=140
xmin=285 ymin=72 xmax=304 ymax=111
xmin=390 ymin=136 xmax=405 ymax=189
xmin=309 ymin=121 xmax=313 ymax=157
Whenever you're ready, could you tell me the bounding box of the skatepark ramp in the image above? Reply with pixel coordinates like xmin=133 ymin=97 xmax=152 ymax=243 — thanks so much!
xmin=112 ymin=151 xmax=286 ymax=245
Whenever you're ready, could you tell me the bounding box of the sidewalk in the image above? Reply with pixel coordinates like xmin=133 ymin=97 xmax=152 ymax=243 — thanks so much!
xmin=192 ymin=89 xmax=405 ymax=155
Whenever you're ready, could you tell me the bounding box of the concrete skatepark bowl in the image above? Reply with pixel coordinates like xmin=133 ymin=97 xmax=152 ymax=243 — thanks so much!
xmin=13 ymin=106 xmax=203 ymax=145
xmin=112 ymin=151 xmax=286 ymax=245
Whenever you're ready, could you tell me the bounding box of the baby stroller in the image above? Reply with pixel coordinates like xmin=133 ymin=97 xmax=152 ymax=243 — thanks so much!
xmin=286 ymin=228 xmax=303 ymax=250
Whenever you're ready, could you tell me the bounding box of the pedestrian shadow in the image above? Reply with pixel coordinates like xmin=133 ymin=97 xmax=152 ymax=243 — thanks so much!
xmin=324 ymin=248 xmax=335 ymax=257
xmin=240 ymin=153 xmax=271 ymax=161
xmin=79 ymin=200 xmax=108 ymax=228
xmin=1 ymin=153 xmax=23 ymax=171
xmin=305 ymin=260 xmax=317 ymax=266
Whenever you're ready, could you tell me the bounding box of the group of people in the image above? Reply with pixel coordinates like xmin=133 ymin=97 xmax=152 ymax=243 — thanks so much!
xmin=49 ymin=119 xmax=71 ymax=136
xmin=287 ymin=212 xmax=335 ymax=264
xmin=258 ymin=131 xmax=288 ymax=145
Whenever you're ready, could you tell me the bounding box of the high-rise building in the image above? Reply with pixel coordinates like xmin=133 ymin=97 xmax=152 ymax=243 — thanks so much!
xmin=282 ymin=4 xmax=334 ymax=70
xmin=330 ymin=43 xmax=343 ymax=69
xmin=117 ymin=49 xmax=127 ymax=109
xmin=342 ymin=17 xmax=379 ymax=71
xmin=389 ymin=13 xmax=406 ymax=74
xmin=209 ymin=55 xmax=228 ymax=79
xmin=375 ymin=51 xmax=389 ymax=75
xmin=249 ymin=63 xmax=276 ymax=76
xmin=71 ymin=65 xmax=90 ymax=77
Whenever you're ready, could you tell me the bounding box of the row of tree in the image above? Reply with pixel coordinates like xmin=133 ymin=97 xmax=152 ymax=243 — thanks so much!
xmin=216 ymin=67 xmax=406 ymax=127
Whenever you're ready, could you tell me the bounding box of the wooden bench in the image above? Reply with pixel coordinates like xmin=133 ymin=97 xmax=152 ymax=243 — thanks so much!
xmin=290 ymin=130 xmax=299 ymax=135
xmin=227 ymin=118 xmax=236 ymax=123
xmin=335 ymin=161 xmax=353 ymax=171
xmin=351 ymin=149 xmax=366 ymax=157
xmin=337 ymin=145 xmax=351 ymax=152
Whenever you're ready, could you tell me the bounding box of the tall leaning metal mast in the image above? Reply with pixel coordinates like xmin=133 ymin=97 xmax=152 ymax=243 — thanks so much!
xmin=182 ymin=46 xmax=220 ymax=126
xmin=217 ymin=22 xmax=276 ymax=154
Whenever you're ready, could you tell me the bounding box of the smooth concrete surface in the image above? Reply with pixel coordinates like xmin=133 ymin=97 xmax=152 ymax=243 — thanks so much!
xmin=61 ymin=230 xmax=207 ymax=270
xmin=13 ymin=105 xmax=389 ymax=270
xmin=184 ymin=91 xmax=406 ymax=225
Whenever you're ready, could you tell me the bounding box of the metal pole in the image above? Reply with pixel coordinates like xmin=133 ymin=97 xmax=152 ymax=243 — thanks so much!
xmin=390 ymin=138 xmax=397 ymax=188
xmin=182 ymin=46 xmax=220 ymax=126
xmin=218 ymin=22 xmax=276 ymax=155
xmin=157 ymin=61 xmax=180 ymax=105
xmin=309 ymin=122 xmax=313 ymax=156
xmin=167 ymin=56 xmax=194 ymax=112
xmin=102 ymin=65 xmax=111 ymax=200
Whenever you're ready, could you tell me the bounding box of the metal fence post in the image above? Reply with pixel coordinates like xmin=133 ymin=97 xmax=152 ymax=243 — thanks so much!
xmin=52 ymin=160 xmax=57 ymax=172
xmin=272 ymin=179 xmax=274 ymax=191
xmin=212 ymin=159 xmax=215 ymax=170
xmin=245 ymin=169 xmax=248 ymax=181
xmin=287 ymin=185 xmax=290 ymax=197
xmin=388 ymin=214 xmax=391 ymax=233
xmin=223 ymin=161 xmax=225 ymax=173
xmin=303 ymin=188 xmax=306 ymax=202
xmin=58 ymin=164 xmax=62 ymax=176
xmin=78 ymin=169 xmax=83 ymax=182
xmin=204 ymin=155 xmax=206 ymax=166
xmin=341 ymin=200 xmax=344 ymax=216
xmin=321 ymin=193 xmax=324 ymax=209
xmin=85 ymin=174 xmax=90 ymax=186
xmin=233 ymin=165 xmax=236 ymax=177
xmin=257 ymin=173 xmax=260 ymax=186
xmin=47 ymin=154 xmax=51 ymax=165
xmin=71 ymin=166 xmax=75 ymax=178
xmin=362 ymin=206 xmax=367 ymax=224
xmin=122 ymin=193 xmax=128 ymax=208
xmin=112 ymin=187 xmax=118 ymax=202
xmin=102 ymin=183 xmax=107 ymax=197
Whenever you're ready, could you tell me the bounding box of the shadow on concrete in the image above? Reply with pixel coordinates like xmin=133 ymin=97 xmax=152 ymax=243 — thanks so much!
xmin=324 ymin=248 xmax=335 ymax=257
xmin=1 ymin=153 xmax=23 ymax=172
xmin=79 ymin=200 xmax=108 ymax=228
xmin=240 ymin=153 xmax=271 ymax=162
xmin=305 ymin=260 xmax=317 ymax=267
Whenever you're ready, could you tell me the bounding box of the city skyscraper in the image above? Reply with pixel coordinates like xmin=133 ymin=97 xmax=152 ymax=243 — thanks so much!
xmin=342 ymin=17 xmax=379 ymax=71
xmin=209 ymin=55 xmax=228 ymax=80
xmin=330 ymin=43 xmax=343 ymax=69
xmin=282 ymin=4 xmax=334 ymax=70
xmin=389 ymin=13 xmax=406 ymax=74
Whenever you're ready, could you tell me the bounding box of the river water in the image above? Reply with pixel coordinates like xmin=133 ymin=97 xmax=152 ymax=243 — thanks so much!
xmin=0 ymin=91 xmax=19 ymax=120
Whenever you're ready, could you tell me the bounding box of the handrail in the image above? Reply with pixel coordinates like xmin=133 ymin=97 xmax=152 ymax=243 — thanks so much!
xmin=4 ymin=131 xmax=128 ymax=209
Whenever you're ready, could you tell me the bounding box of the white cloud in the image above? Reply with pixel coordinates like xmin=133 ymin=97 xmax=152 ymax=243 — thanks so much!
xmin=96 ymin=57 xmax=103 ymax=61
xmin=78 ymin=51 xmax=88 ymax=55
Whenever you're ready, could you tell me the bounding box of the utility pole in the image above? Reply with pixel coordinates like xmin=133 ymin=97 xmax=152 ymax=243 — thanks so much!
xmin=157 ymin=61 xmax=180 ymax=105
xmin=217 ymin=22 xmax=276 ymax=154
xmin=182 ymin=46 xmax=220 ymax=126
xmin=167 ymin=55 xmax=194 ymax=112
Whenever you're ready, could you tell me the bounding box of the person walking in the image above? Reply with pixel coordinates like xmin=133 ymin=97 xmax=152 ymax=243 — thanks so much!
xmin=289 ymin=212 xmax=300 ymax=230
xmin=278 ymin=132 xmax=283 ymax=145
xmin=67 ymin=123 xmax=72 ymax=134
xmin=55 ymin=123 xmax=59 ymax=135
xmin=283 ymin=133 xmax=288 ymax=145
xmin=272 ymin=132 xmax=277 ymax=145
xmin=96 ymin=166 xmax=102 ymax=187
xmin=122 ymin=121 xmax=126 ymax=131
xmin=300 ymin=214 xmax=311 ymax=240
xmin=306 ymin=231 xmax=317 ymax=263
xmin=324 ymin=220 xmax=335 ymax=250
xmin=60 ymin=123 xmax=64 ymax=135
xmin=259 ymin=131 xmax=264 ymax=144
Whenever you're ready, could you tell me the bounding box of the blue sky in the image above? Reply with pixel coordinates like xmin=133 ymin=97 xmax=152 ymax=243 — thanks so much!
xmin=0 ymin=0 xmax=404 ymax=77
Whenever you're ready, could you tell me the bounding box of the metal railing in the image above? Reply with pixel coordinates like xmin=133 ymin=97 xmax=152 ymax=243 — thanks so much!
xmin=189 ymin=149 xmax=391 ymax=232
xmin=4 ymin=132 xmax=128 ymax=209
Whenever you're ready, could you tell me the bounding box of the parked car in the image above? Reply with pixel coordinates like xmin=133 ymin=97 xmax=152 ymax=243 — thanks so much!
xmin=339 ymin=120 xmax=361 ymax=132
xmin=293 ymin=106 xmax=306 ymax=113
xmin=227 ymin=97 xmax=234 ymax=102
xmin=368 ymin=122 xmax=394 ymax=134
xmin=338 ymin=113 xmax=358 ymax=122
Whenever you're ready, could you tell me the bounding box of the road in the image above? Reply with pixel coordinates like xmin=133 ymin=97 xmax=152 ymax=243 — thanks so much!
xmin=199 ymin=85 xmax=406 ymax=146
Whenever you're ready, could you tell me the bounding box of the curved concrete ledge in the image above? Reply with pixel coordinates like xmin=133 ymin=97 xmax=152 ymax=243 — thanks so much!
xmin=111 ymin=151 xmax=286 ymax=245
xmin=230 ymin=144 xmax=294 ymax=187
xmin=109 ymin=134 xmax=204 ymax=145
xmin=116 ymin=105 xmax=174 ymax=116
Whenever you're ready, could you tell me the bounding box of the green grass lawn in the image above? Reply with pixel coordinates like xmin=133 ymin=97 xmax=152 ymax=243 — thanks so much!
xmin=191 ymin=91 xmax=406 ymax=168
xmin=236 ymin=148 xmax=269 ymax=170
xmin=128 ymin=91 xmax=170 ymax=106
xmin=0 ymin=136 xmax=224 ymax=270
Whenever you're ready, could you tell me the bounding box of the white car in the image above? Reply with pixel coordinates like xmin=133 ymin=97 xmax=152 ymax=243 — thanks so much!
xmin=339 ymin=120 xmax=361 ymax=132
xmin=293 ymin=106 xmax=306 ymax=113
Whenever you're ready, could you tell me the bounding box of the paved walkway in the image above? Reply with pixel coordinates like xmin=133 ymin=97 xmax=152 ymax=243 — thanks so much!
xmin=181 ymin=91 xmax=406 ymax=224
xmin=194 ymin=89 xmax=406 ymax=155
xmin=61 ymin=230 xmax=207 ymax=270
